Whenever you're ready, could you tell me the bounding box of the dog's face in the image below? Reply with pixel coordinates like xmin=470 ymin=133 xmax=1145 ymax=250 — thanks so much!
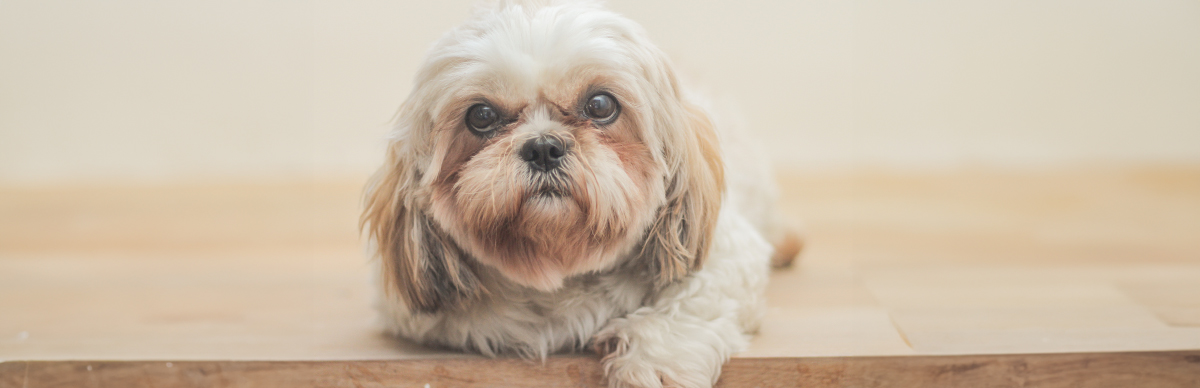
xmin=430 ymin=77 xmax=659 ymax=291
xmin=364 ymin=3 xmax=723 ymax=312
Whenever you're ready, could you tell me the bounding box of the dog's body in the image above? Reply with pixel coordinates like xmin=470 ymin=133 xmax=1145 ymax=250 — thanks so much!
xmin=363 ymin=2 xmax=798 ymax=387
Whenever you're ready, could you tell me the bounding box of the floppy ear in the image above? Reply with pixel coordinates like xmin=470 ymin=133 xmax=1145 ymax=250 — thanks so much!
xmin=639 ymin=102 xmax=725 ymax=287
xmin=362 ymin=144 xmax=483 ymax=313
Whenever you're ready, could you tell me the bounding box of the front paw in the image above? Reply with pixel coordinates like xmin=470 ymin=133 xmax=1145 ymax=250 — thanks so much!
xmin=591 ymin=317 xmax=729 ymax=388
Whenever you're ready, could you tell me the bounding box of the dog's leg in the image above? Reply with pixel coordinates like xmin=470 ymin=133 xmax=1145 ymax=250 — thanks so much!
xmin=593 ymin=212 xmax=771 ymax=388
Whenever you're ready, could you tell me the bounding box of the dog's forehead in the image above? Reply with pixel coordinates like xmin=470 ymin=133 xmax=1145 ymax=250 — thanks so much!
xmin=451 ymin=7 xmax=635 ymax=102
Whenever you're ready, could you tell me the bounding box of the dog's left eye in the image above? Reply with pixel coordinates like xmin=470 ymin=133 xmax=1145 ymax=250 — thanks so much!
xmin=466 ymin=104 xmax=499 ymax=133
xmin=584 ymin=93 xmax=619 ymax=124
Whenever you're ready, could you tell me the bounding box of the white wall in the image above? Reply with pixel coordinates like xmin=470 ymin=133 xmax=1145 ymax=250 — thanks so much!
xmin=1 ymin=1 xmax=1198 ymax=184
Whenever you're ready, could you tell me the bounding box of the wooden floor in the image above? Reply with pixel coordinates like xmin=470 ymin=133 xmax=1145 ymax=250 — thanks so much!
xmin=2 ymin=167 xmax=1199 ymax=387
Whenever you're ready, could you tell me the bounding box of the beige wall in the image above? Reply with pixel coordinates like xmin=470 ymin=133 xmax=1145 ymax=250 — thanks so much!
xmin=1 ymin=1 xmax=1197 ymax=184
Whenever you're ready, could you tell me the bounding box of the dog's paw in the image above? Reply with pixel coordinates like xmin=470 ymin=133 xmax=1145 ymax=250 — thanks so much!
xmin=592 ymin=317 xmax=724 ymax=388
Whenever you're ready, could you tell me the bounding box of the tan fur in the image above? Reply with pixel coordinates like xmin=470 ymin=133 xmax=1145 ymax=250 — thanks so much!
xmin=635 ymin=101 xmax=725 ymax=288
xmin=770 ymin=228 xmax=804 ymax=269
xmin=362 ymin=134 xmax=484 ymax=313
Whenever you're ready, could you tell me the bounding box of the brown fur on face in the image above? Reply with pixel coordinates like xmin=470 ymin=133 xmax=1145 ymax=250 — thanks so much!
xmin=429 ymin=92 xmax=662 ymax=291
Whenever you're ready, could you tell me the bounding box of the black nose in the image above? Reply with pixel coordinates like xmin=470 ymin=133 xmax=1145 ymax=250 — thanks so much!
xmin=520 ymin=135 xmax=567 ymax=171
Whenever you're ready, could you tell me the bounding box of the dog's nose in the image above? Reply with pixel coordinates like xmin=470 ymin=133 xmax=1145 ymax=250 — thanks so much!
xmin=520 ymin=135 xmax=567 ymax=171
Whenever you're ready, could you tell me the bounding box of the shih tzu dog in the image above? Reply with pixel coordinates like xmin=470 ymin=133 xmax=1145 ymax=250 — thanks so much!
xmin=362 ymin=1 xmax=801 ymax=387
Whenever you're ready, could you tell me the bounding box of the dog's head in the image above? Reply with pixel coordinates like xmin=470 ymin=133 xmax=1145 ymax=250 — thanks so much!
xmin=363 ymin=1 xmax=723 ymax=313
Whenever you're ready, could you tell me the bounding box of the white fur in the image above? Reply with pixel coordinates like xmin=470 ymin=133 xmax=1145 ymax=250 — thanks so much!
xmin=371 ymin=2 xmax=786 ymax=387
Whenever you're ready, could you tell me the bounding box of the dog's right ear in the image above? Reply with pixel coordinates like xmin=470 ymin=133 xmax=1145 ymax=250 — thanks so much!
xmin=361 ymin=143 xmax=483 ymax=314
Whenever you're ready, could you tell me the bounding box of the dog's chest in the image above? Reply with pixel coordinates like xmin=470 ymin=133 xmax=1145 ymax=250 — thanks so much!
xmin=420 ymin=270 xmax=655 ymax=355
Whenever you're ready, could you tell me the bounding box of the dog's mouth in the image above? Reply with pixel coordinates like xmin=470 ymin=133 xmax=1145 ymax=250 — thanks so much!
xmin=528 ymin=172 xmax=571 ymax=199
xmin=520 ymin=181 xmax=582 ymax=223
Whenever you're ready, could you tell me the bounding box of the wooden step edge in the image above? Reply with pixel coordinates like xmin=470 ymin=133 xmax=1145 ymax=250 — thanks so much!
xmin=2 ymin=350 xmax=1198 ymax=387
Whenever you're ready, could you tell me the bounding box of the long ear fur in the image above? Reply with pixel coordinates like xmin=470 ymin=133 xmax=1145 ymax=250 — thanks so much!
xmin=362 ymin=143 xmax=483 ymax=313
xmin=639 ymin=101 xmax=725 ymax=287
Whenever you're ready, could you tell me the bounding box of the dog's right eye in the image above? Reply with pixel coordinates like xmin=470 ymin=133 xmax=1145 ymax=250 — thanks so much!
xmin=466 ymin=104 xmax=499 ymax=133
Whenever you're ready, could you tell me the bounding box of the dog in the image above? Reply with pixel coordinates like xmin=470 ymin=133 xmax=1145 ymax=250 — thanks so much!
xmin=362 ymin=2 xmax=801 ymax=387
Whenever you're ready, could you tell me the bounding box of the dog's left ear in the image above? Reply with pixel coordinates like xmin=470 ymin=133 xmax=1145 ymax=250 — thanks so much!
xmin=361 ymin=142 xmax=483 ymax=313
xmin=639 ymin=101 xmax=725 ymax=287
